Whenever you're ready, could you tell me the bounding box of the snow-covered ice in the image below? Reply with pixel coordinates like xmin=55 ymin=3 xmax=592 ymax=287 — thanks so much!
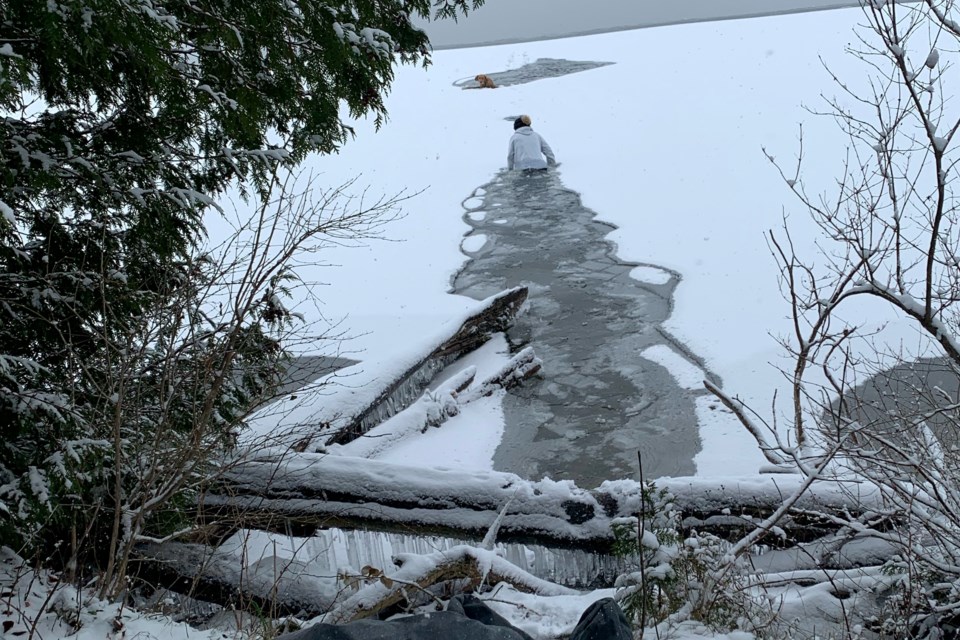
xmin=461 ymin=233 xmax=488 ymax=253
xmin=267 ymin=6 xmax=883 ymax=477
xmin=629 ymin=265 xmax=673 ymax=285
xmin=640 ymin=344 xmax=708 ymax=391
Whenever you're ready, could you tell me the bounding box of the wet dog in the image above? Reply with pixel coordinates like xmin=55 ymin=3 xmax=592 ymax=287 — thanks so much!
xmin=474 ymin=74 xmax=497 ymax=89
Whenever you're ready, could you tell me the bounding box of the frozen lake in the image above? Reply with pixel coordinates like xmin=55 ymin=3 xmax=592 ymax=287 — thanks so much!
xmin=454 ymin=162 xmax=707 ymax=485
xmin=416 ymin=0 xmax=862 ymax=49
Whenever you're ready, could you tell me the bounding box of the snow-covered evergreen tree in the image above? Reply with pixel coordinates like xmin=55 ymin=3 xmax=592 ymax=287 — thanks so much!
xmin=0 ymin=0 xmax=481 ymax=590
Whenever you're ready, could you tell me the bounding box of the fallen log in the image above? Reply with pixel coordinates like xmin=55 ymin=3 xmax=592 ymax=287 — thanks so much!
xmin=325 ymin=545 xmax=577 ymax=623
xmin=199 ymin=455 xmax=887 ymax=551
xmin=457 ymin=346 xmax=542 ymax=403
xmin=200 ymin=453 xmax=615 ymax=551
xmin=132 ymin=542 xmax=576 ymax=622
xmin=334 ymin=347 xmax=543 ymax=459
xmin=658 ymin=475 xmax=890 ymax=542
xmin=330 ymin=368 xmax=476 ymax=460
xmin=241 ymin=287 xmax=528 ymax=453
xmin=323 ymin=286 xmax=529 ymax=448
xmin=132 ymin=542 xmax=341 ymax=618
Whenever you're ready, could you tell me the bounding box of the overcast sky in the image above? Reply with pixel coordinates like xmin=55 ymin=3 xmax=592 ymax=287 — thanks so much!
xmin=415 ymin=0 xmax=862 ymax=49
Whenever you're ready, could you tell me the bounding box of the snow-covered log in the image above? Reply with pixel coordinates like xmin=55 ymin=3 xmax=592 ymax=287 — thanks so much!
xmin=132 ymin=542 xmax=341 ymax=618
xmin=322 ymin=286 xmax=528 ymax=448
xmin=324 ymin=545 xmax=578 ymax=623
xmin=243 ymin=287 xmax=528 ymax=452
xmin=334 ymin=347 xmax=542 ymax=459
xmin=201 ymin=456 xmax=887 ymax=551
xmin=133 ymin=542 xmax=577 ymax=622
xmin=202 ymin=453 xmax=617 ymax=550
xmin=457 ymin=346 xmax=542 ymax=402
xmin=657 ymin=475 xmax=887 ymax=539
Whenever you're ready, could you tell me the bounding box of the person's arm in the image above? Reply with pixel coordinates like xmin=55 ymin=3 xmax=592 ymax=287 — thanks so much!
xmin=507 ymin=137 xmax=516 ymax=170
xmin=540 ymin=135 xmax=556 ymax=166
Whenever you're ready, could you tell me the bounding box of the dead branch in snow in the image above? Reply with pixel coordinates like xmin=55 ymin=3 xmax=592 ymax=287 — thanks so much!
xmin=324 ymin=545 xmax=577 ymax=623
xmin=132 ymin=542 xmax=575 ymax=622
xmin=703 ymin=380 xmax=792 ymax=469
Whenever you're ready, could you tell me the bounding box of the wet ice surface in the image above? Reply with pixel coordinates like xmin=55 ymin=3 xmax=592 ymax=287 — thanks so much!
xmin=455 ymin=58 xmax=614 ymax=89
xmin=453 ymin=169 xmax=707 ymax=487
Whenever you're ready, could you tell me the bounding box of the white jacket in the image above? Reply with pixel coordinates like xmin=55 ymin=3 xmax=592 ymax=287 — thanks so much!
xmin=507 ymin=127 xmax=556 ymax=170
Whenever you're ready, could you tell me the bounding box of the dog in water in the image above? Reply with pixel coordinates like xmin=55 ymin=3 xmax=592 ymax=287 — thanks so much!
xmin=474 ymin=74 xmax=497 ymax=89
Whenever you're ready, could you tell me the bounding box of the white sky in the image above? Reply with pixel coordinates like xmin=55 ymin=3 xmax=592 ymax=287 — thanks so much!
xmin=416 ymin=0 xmax=862 ymax=48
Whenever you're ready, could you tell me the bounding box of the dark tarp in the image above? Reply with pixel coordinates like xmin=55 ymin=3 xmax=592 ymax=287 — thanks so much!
xmin=283 ymin=595 xmax=631 ymax=640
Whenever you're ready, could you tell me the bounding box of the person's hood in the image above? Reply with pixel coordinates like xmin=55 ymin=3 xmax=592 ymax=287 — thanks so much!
xmin=514 ymin=126 xmax=534 ymax=135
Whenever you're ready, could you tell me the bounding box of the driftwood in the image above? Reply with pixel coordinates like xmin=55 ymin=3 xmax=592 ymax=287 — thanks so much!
xmin=332 ymin=368 xmax=477 ymax=460
xmin=418 ymin=347 xmax=542 ymax=434
xmin=132 ymin=542 xmax=574 ymax=621
xmin=199 ymin=455 xmax=886 ymax=551
xmin=343 ymin=346 xmax=541 ymax=451
xmin=326 ymin=545 xmax=576 ymax=623
xmin=321 ymin=286 xmax=528 ymax=448
xmin=459 ymin=346 xmax=542 ymax=401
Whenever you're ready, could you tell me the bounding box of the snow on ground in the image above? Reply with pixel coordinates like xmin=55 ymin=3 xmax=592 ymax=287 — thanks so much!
xmin=0 ymin=545 xmax=757 ymax=640
xmin=4 ymin=10 xmax=924 ymax=640
xmin=640 ymin=344 xmax=708 ymax=391
xmin=0 ymin=548 xmax=230 ymax=640
xmin=262 ymin=5 xmax=907 ymax=477
xmin=482 ymin=585 xmax=619 ymax=639
xmin=630 ymin=265 xmax=674 ymax=285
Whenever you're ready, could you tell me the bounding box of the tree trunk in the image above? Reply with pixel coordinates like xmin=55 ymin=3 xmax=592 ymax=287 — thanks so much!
xmin=132 ymin=541 xmax=338 ymax=618
xmin=200 ymin=455 xmax=887 ymax=550
xmin=320 ymin=286 xmax=528 ymax=448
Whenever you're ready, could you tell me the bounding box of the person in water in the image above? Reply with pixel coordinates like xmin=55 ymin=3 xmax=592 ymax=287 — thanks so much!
xmin=507 ymin=115 xmax=556 ymax=171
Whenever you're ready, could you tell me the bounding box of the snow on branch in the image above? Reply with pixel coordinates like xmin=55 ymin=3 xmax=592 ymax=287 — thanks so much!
xmin=703 ymin=379 xmax=792 ymax=469
xmin=333 ymin=346 xmax=542 ymax=459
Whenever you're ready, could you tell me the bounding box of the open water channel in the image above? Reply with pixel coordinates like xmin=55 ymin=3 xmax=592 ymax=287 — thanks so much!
xmin=454 ymin=169 xmax=707 ymax=486
xmin=448 ymin=59 xmax=720 ymax=487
